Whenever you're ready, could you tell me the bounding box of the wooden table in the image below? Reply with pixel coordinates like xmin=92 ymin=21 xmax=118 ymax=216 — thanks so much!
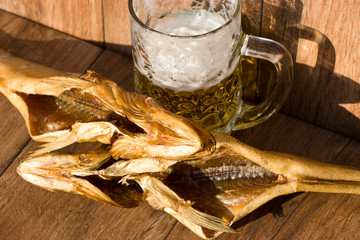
xmin=0 ymin=10 xmax=360 ymax=240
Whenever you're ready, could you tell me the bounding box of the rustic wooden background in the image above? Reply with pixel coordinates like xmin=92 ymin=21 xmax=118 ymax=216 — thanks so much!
xmin=1 ymin=0 xmax=359 ymax=139
xmin=0 ymin=1 xmax=360 ymax=240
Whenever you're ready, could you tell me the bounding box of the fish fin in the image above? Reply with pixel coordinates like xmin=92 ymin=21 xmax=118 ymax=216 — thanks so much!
xmin=132 ymin=175 xmax=236 ymax=238
xmin=30 ymin=132 xmax=77 ymax=157
xmin=31 ymin=122 xmax=119 ymax=156
xmin=178 ymin=206 xmax=237 ymax=233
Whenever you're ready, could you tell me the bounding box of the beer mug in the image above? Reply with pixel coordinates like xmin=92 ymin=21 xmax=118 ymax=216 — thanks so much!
xmin=129 ymin=0 xmax=293 ymax=133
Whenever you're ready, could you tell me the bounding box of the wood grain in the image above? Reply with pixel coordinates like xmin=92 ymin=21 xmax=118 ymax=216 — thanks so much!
xmin=103 ymin=0 xmax=132 ymax=56
xmin=0 ymin=7 xmax=16 ymax=26
xmin=260 ymin=0 xmax=360 ymax=139
xmin=240 ymin=0 xmax=263 ymax=104
xmin=0 ymin=0 xmax=104 ymax=44
xmin=89 ymin=49 xmax=135 ymax=91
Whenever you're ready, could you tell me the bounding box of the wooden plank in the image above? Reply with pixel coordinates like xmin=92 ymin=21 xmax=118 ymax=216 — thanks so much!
xmin=103 ymin=0 xmax=132 ymax=56
xmin=261 ymin=0 xmax=360 ymax=139
xmin=0 ymin=0 xmax=103 ymax=44
xmin=88 ymin=49 xmax=135 ymax=91
xmin=0 ymin=8 xmax=16 ymax=26
xmin=0 ymin=10 xmax=103 ymax=174
xmin=240 ymin=0 xmax=263 ymax=104
xmin=241 ymin=0 xmax=263 ymax=36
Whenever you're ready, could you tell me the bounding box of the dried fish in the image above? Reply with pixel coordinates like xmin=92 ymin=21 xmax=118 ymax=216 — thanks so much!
xmin=1 ymin=49 xmax=360 ymax=239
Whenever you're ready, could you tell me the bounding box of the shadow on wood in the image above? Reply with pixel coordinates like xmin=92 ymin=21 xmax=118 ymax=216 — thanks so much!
xmin=260 ymin=0 xmax=360 ymax=140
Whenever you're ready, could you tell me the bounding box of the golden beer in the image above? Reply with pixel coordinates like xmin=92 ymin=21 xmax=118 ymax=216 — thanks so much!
xmin=130 ymin=0 xmax=293 ymax=132
xmin=130 ymin=7 xmax=244 ymax=132
xmin=134 ymin=65 xmax=242 ymax=131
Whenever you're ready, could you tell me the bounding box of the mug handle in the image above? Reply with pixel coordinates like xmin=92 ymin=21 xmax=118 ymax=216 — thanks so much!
xmin=233 ymin=34 xmax=293 ymax=130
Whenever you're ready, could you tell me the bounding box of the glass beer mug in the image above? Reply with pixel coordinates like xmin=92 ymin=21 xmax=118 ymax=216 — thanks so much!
xmin=129 ymin=0 xmax=293 ymax=133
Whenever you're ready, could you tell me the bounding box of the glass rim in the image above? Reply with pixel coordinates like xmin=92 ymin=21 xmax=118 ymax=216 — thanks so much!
xmin=128 ymin=0 xmax=241 ymax=39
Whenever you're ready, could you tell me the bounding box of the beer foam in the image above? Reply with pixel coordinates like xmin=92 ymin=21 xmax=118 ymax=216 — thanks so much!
xmin=153 ymin=11 xmax=224 ymax=36
xmin=132 ymin=8 xmax=241 ymax=92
